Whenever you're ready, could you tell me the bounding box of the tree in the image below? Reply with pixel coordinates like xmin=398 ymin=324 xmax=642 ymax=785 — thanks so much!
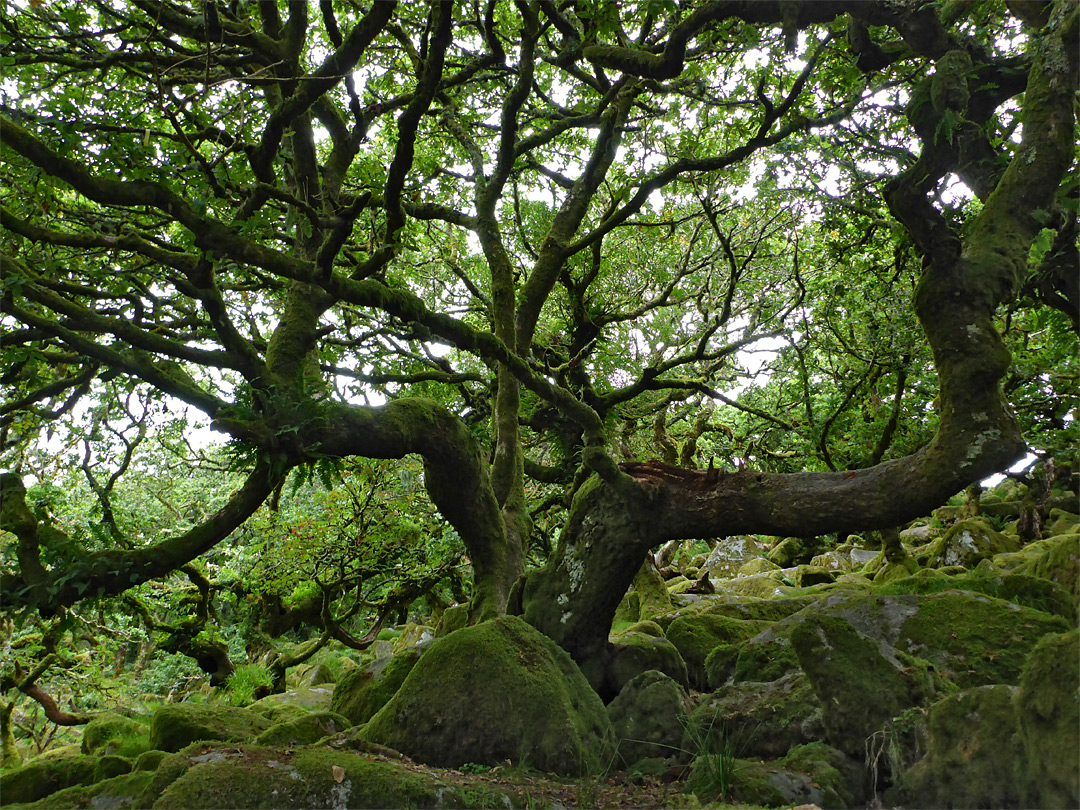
xmin=1 ymin=0 xmax=1076 ymax=695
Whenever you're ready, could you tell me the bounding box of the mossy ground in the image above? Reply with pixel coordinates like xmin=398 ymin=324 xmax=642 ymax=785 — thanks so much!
xmin=6 ymin=739 xmax=750 ymax=810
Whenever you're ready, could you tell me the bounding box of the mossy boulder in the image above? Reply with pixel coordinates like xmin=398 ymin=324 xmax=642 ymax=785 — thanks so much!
xmin=79 ymin=713 xmax=149 ymax=756
xmin=93 ymin=753 xmax=134 ymax=781
xmin=653 ymin=593 xmax=812 ymax=630
xmin=611 ymin=619 xmax=665 ymax=638
xmin=130 ymin=751 xmax=192 ymax=809
xmin=700 ymin=589 xmax=1067 ymax=698
xmin=688 ymin=748 xmax=852 ymax=809
xmin=794 ymin=564 xmax=839 ymax=587
xmin=665 ymin=612 xmax=771 ymax=690
xmin=767 ymin=536 xmax=827 ymax=568
xmin=248 ymin=685 xmax=335 ymax=722
xmin=994 ymin=532 xmax=1080 ymax=603
xmin=33 ymin=743 xmax=82 ymax=761
xmin=254 ymin=710 xmax=351 ymax=746
xmin=782 ymin=590 xmax=1068 ymax=690
xmin=1015 ymin=629 xmax=1079 ymax=808
xmin=894 ymin=590 xmax=1070 ymax=688
xmin=702 ymin=643 xmax=741 ymax=687
xmin=301 ymin=660 xmax=335 ymax=686
xmin=879 ymin=567 xmax=1075 ymax=620
xmin=607 ymin=670 xmax=691 ymax=767
xmin=702 ymin=535 xmax=770 ymax=579
xmin=719 ymin=572 xmax=797 ymax=599
xmin=925 ymin=517 xmax=1019 ymax=568
xmin=723 ymin=622 xmax=802 ymax=684
xmin=134 ymin=749 xmax=168 ymax=771
xmin=898 ymin=522 xmax=937 ymax=544
xmin=138 ymin=744 xmax=513 ymax=810
xmin=791 ymin=613 xmax=932 ymax=758
xmin=632 ymin=559 xmax=675 ymax=619
xmin=0 ymin=752 xmax=97 ymax=804
xmin=1044 ymin=509 xmax=1079 ymax=539
xmin=698 ymin=742 xmax=859 ymax=809
xmin=779 ymin=742 xmax=864 ymax=808
xmin=147 ymin=704 xmax=273 ymax=752
xmin=889 ymin=685 xmax=1023 ymax=809
xmin=687 ymin=671 xmax=824 ymax=759
xmin=609 ymin=631 xmax=689 ymax=693
xmin=735 ymin=557 xmax=781 ymax=577
xmin=870 ymin=556 xmax=920 ymax=584
xmin=434 ymin=603 xmax=469 ymax=636
xmin=4 ymin=770 xmax=155 ymax=810
xmin=329 ymin=646 xmax=425 ymax=726
xmin=362 ymin=616 xmax=614 ymax=775
xmin=808 ymin=551 xmax=852 ymax=572
xmin=988 ymin=477 xmax=1027 ymax=502
xmin=666 ymin=575 xmax=692 ymax=594
xmin=389 ymin=622 xmax=434 ymax=653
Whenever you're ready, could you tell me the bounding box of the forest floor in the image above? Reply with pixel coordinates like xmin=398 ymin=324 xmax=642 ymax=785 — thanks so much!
xmin=375 ymin=753 xmax=774 ymax=809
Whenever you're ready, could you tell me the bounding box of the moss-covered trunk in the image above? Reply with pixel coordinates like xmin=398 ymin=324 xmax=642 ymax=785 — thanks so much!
xmin=520 ymin=477 xmax=655 ymax=694
xmin=0 ymin=700 xmax=20 ymax=768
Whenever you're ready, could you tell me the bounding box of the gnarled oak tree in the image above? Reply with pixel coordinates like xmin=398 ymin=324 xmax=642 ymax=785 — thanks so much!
xmin=1 ymin=0 xmax=1076 ymax=694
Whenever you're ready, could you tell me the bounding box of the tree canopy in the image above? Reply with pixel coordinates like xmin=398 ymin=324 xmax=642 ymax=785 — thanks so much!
xmin=1 ymin=0 xmax=1077 ymax=693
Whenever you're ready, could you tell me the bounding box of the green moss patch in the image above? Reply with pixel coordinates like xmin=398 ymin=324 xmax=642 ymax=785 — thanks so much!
xmin=133 ymin=749 xmax=167 ymax=771
xmin=608 ymin=630 xmax=689 ymax=692
xmin=248 ymin=686 xmax=335 ymax=722
xmin=730 ymin=631 xmax=801 ymax=684
xmin=925 ymin=517 xmax=1019 ymax=568
xmin=143 ymin=745 xmax=517 ymax=809
xmin=718 ymin=573 xmax=798 ymax=599
xmin=779 ymin=742 xmax=864 ymax=808
xmin=995 ymin=532 xmax=1080 ymax=603
xmin=653 ymin=594 xmax=813 ymax=630
xmin=877 ymin=567 xmax=1075 ymax=619
xmin=767 ymin=536 xmax=828 ymax=568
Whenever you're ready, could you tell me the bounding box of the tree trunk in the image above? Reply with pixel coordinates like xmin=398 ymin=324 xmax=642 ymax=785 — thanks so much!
xmin=314 ymin=399 xmax=522 ymax=619
xmin=0 ymin=700 xmax=20 ymax=768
